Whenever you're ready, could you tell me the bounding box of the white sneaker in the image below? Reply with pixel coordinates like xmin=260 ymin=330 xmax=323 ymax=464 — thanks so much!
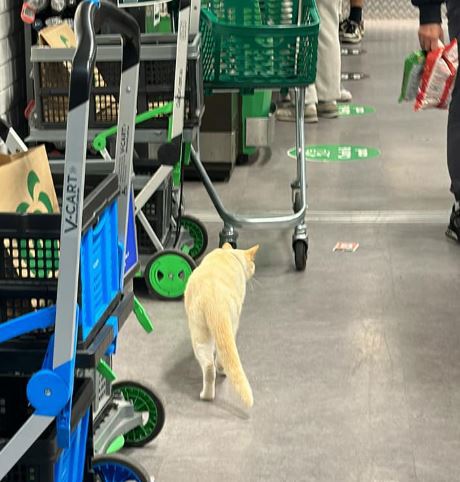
xmin=340 ymin=19 xmax=364 ymax=44
xmin=339 ymin=87 xmax=352 ymax=103
xmin=276 ymin=103 xmax=318 ymax=123
xmin=317 ymin=101 xmax=339 ymax=119
xmin=305 ymin=103 xmax=319 ymax=123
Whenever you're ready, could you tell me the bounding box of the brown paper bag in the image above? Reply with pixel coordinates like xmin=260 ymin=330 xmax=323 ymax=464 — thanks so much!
xmin=0 ymin=145 xmax=59 ymax=214
xmin=39 ymin=23 xmax=76 ymax=48
xmin=0 ymin=145 xmax=60 ymax=282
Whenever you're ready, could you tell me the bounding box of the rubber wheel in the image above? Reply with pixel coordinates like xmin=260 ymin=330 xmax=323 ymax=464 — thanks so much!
xmin=145 ymin=249 xmax=196 ymax=300
xmin=112 ymin=380 xmax=165 ymax=448
xmin=293 ymin=241 xmax=308 ymax=271
xmin=93 ymin=454 xmax=151 ymax=482
xmin=180 ymin=215 xmax=208 ymax=259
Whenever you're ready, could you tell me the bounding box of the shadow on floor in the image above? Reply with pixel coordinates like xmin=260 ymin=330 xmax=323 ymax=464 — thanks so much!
xmin=162 ymin=340 xmax=251 ymax=419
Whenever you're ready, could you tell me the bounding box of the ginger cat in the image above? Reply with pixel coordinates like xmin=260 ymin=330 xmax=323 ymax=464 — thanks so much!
xmin=184 ymin=243 xmax=259 ymax=408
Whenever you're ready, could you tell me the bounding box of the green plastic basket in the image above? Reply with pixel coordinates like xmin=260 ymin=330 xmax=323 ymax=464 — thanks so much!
xmin=200 ymin=0 xmax=319 ymax=90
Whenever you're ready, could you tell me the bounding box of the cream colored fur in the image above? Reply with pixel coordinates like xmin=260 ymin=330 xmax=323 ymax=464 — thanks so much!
xmin=184 ymin=243 xmax=259 ymax=408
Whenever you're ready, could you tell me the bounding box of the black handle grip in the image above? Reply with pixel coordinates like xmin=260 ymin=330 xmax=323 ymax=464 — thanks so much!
xmin=69 ymin=0 xmax=140 ymax=111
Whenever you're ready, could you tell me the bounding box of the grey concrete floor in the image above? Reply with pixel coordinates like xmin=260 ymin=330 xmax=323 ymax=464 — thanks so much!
xmin=115 ymin=22 xmax=460 ymax=481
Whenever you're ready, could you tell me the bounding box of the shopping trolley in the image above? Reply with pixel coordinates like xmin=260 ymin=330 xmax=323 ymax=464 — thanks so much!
xmin=0 ymin=2 xmax=158 ymax=480
xmin=89 ymin=0 xmax=207 ymax=300
xmin=191 ymin=0 xmax=319 ymax=271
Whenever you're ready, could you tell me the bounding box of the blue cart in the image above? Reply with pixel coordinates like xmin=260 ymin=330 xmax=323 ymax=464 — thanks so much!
xmin=0 ymin=2 xmax=163 ymax=480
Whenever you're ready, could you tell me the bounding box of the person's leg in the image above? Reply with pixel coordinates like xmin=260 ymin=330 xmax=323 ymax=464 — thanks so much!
xmin=444 ymin=1 xmax=460 ymax=240
xmin=315 ymin=0 xmax=341 ymax=104
xmin=446 ymin=1 xmax=460 ymax=202
xmin=277 ymin=1 xmax=341 ymax=121
xmin=277 ymin=86 xmax=318 ymax=123
xmin=349 ymin=0 xmax=364 ymax=24
xmin=340 ymin=0 xmax=364 ymax=43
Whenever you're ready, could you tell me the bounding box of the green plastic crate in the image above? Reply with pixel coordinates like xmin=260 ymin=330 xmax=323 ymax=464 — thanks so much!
xmin=200 ymin=0 xmax=320 ymax=90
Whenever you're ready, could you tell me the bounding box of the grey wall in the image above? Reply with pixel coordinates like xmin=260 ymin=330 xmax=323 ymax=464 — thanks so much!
xmin=342 ymin=0 xmax=448 ymax=19
xmin=0 ymin=1 xmax=26 ymax=133
xmin=342 ymin=0 xmax=419 ymax=19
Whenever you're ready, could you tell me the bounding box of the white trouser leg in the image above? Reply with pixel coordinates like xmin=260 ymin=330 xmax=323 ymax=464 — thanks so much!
xmin=305 ymin=84 xmax=318 ymax=105
xmin=315 ymin=0 xmax=342 ymax=102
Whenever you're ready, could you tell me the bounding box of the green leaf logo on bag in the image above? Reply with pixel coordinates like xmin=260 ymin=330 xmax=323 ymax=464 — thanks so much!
xmin=16 ymin=171 xmax=54 ymax=214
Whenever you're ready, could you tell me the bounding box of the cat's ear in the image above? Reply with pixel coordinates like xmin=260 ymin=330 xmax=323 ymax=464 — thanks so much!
xmin=245 ymin=244 xmax=260 ymax=260
xmin=222 ymin=243 xmax=233 ymax=250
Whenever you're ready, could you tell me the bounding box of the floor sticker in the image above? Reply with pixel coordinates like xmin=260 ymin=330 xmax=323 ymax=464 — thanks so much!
xmin=341 ymin=47 xmax=366 ymax=56
xmin=338 ymin=104 xmax=375 ymax=117
xmin=287 ymin=145 xmax=381 ymax=163
xmin=341 ymin=72 xmax=369 ymax=81
xmin=333 ymin=242 xmax=360 ymax=252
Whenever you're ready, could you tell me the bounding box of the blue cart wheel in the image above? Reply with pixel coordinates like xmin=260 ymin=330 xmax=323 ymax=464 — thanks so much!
xmin=93 ymin=454 xmax=151 ymax=482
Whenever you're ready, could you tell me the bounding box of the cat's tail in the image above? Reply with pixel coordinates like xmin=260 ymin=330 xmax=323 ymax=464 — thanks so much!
xmin=205 ymin=306 xmax=254 ymax=408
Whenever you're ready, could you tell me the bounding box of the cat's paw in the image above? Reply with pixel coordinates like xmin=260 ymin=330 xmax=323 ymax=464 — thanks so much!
xmin=200 ymin=389 xmax=215 ymax=401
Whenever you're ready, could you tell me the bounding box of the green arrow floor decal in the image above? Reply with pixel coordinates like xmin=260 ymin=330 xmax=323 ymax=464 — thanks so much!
xmin=338 ymin=104 xmax=376 ymax=117
xmin=288 ymin=145 xmax=381 ymax=163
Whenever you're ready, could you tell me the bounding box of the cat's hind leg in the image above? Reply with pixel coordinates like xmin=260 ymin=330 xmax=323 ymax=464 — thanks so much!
xmin=215 ymin=353 xmax=226 ymax=377
xmin=194 ymin=340 xmax=216 ymax=401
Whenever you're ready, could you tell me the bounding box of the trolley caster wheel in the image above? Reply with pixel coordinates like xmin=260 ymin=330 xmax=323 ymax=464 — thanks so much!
xmin=293 ymin=240 xmax=308 ymax=271
xmin=219 ymin=240 xmax=237 ymax=249
xmin=145 ymin=249 xmax=196 ymax=300
xmin=180 ymin=215 xmax=208 ymax=259
xmin=93 ymin=454 xmax=151 ymax=482
xmin=219 ymin=227 xmax=238 ymax=249
xmin=112 ymin=380 xmax=165 ymax=448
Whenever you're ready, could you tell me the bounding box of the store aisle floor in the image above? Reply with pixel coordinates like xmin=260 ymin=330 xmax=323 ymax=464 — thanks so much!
xmin=115 ymin=22 xmax=460 ymax=482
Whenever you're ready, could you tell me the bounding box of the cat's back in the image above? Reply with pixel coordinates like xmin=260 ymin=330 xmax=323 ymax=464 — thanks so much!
xmin=185 ymin=248 xmax=245 ymax=302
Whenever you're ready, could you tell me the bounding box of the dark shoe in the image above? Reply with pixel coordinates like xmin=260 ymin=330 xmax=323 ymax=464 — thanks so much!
xmin=340 ymin=19 xmax=364 ymax=44
xmin=446 ymin=205 xmax=460 ymax=242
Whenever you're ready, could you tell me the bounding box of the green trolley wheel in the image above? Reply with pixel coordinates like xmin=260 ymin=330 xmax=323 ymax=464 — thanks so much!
xmin=180 ymin=215 xmax=208 ymax=259
xmin=145 ymin=249 xmax=196 ymax=300
xmin=112 ymin=380 xmax=165 ymax=448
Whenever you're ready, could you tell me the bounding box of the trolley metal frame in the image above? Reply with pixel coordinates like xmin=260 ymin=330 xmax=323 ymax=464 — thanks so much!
xmin=191 ymin=0 xmax=312 ymax=270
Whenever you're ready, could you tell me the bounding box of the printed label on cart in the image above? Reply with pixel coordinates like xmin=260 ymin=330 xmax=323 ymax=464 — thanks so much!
xmin=287 ymin=145 xmax=381 ymax=163
xmin=64 ymin=167 xmax=80 ymax=233
xmin=338 ymin=104 xmax=375 ymax=117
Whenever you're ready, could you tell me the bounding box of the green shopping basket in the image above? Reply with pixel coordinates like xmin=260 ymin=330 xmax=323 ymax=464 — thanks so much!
xmin=200 ymin=0 xmax=320 ymax=91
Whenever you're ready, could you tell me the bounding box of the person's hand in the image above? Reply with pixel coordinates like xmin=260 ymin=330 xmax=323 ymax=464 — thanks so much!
xmin=418 ymin=24 xmax=444 ymax=51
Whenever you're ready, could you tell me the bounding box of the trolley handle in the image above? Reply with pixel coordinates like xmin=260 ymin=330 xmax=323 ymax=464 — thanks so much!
xmin=70 ymin=0 xmax=140 ymax=112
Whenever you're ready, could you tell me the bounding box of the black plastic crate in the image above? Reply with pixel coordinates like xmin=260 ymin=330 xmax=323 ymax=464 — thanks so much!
xmin=135 ymin=170 xmax=173 ymax=254
xmin=0 ymin=289 xmax=134 ymax=376
xmin=31 ymin=34 xmax=203 ymax=131
xmin=0 ymin=377 xmax=94 ymax=482
xmin=0 ymin=174 xmax=120 ymax=348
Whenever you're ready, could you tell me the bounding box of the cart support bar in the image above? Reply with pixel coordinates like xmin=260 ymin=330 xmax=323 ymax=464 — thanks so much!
xmin=0 ymin=414 xmax=54 ymax=480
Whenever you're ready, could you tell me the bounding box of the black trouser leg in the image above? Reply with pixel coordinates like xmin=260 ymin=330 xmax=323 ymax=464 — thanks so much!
xmin=446 ymin=0 xmax=460 ymax=200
